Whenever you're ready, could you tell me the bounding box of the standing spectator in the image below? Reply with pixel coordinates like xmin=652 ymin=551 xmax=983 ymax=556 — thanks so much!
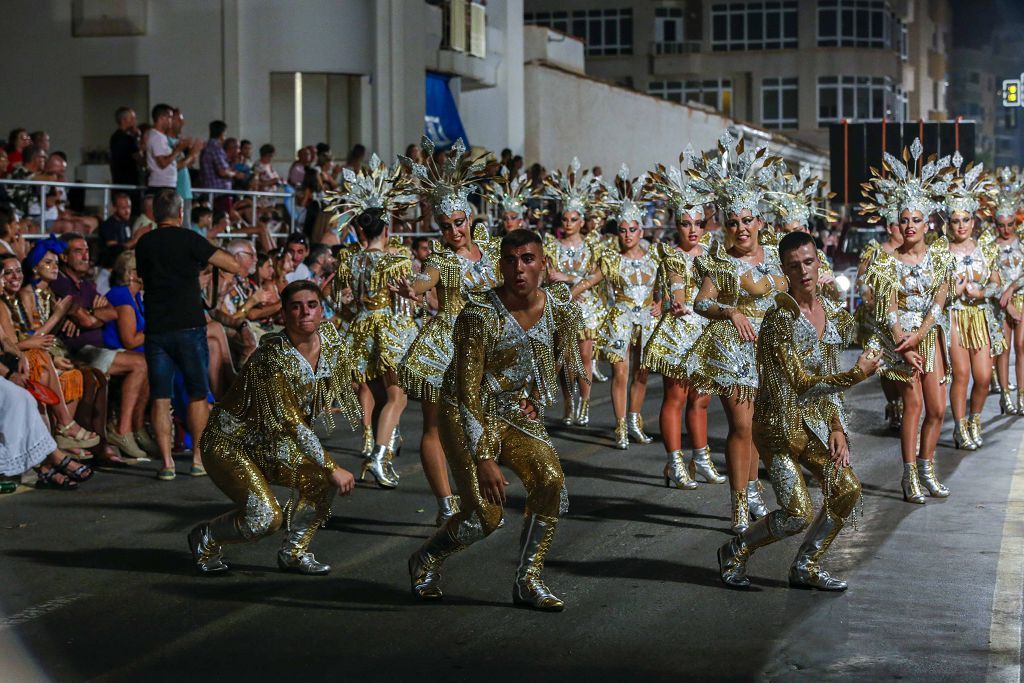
xmin=98 ymin=193 xmax=145 ymax=257
xmin=284 ymin=233 xmax=311 ymax=283
xmin=169 ymin=107 xmax=203 ymax=229
xmin=109 ymin=107 xmax=142 ymax=187
xmin=252 ymin=144 xmax=282 ymax=194
xmin=135 ymin=189 xmax=240 ymax=481
xmin=343 ymin=143 xmax=366 ymax=173
xmin=233 ymin=139 xmax=253 ymax=189
xmin=146 ymin=104 xmax=188 ymax=192
xmin=30 ymin=131 xmax=50 ymax=154
xmin=6 ymin=128 xmax=30 ymax=172
xmin=199 ymin=121 xmax=244 ymax=213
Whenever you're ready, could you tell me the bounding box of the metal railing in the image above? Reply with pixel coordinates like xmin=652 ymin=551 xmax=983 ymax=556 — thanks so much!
xmin=0 ymin=177 xmax=296 ymax=239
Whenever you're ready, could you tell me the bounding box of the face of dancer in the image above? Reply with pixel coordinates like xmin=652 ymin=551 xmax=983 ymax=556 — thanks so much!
xmin=885 ymin=221 xmax=904 ymax=246
xmin=676 ymin=212 xmax=704 ymax=250
xmin=1 ymin=256 xmax=22 ymax=294
xmin=996 ymin=214 xmax=1017 ymax=240
xmin=283 ymin=288 xmax=323 ymax=336
xmin=948 ymin=210 xmax=974 ymax=243
xmin=34 ymin=252 xmax=60 ymax=283
xmin=618 ymin=220 xmax=642 ymax=250
xmin=561 ymin=211 xmax=583 ymax=238
xmin=898 ymin=209 xmax=927 ymax=247
xmin=438 ymin=210 xmax=471 ymax=250
xmin=780 ymin=220 xmax=809 ymax=234
xmin=725 ymin=209 xmax=762 ymax=252
xmin=500 ymin=242 xmax=544 ymax=299
xmin=503 ymin=211 xmax=524 ymax=232
xmin=781 ymin=242 xmax=820 ymax=299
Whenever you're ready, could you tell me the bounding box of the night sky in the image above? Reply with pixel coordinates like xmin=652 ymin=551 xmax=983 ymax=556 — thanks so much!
xmin=951 ymin=0 xmax=1024 ymax=47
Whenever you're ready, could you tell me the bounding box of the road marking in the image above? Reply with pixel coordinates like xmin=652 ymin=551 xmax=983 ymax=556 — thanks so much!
xmin=987 ymin=432 xmax=1024 ymax=683
xmin=0 ymin=593 xmax=89 ymax=627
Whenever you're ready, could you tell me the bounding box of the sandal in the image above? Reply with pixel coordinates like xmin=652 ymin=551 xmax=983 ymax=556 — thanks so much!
xmin=157 ymin=467 xmax=176 ymax=481
xmin=33 ymin=465 xmax=79 ymax=490
xmin=55 ymin=421 xmax=101 ymax=449
xmin=55 ymin=455 xmax=93 ymax=483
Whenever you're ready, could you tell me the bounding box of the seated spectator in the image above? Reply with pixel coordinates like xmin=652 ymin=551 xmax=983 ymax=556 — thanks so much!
xmin=305 ymin=243 xmax=336 ymax=287
xmin=30 ymin=131 xmax=50 ymax=154
xmin=198 ymin=264 xmax=238 ymax=398
xmin=8 ymin=145 xmax=47 ymax=219
xmin=191 ymin=206 xmax=213 ymax=239
xmin=0 ymin=149 xmax=12 ymax=206
xmin=217 ymin=239 xmax=279 ymax=361
xmin=284 ymin=232 xmax=311 ymax=282
xmin=98 ymin=193 xmax=145 ymax=261
xmin=38 ymin=152 xmax=99 ymax=234
xmin=210 ymin=210 xmax=230 ymax=244
xmin=132 ymin=194 xmax=157 ymax=236
xmin=0 ymin=204 xmax=28 ymax=260
xmin=253 ymin=252 xmax=283 ymax=330
xmin=53 ymin=233 xmax=149 ymax=461
xmin=287 ymin=145 xmax=313 ymax=188
xmin=102 ymin=251 xmax=145 ymax=352
xmin=6 ymin=128 xmax=30 ymax=172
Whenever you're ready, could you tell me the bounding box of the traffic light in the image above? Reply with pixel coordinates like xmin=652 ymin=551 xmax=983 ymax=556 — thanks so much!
xmin=1004 ymin=78 xmax=1022 ymax=107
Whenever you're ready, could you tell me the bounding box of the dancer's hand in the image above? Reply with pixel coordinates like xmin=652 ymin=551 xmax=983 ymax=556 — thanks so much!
xmin=855 ymin=349 xmax=881 ymax=376
xmin=478 ymin=459 xmax=506 ymax=506
xmin=829 ymin=430 xmax=850 ymax=468
xmin=728 ymin=310 xmax=757 ymax=342
xmin=518 ymin=399 xmax=538 ymax=421
xmin=1000 ymin=287 xmax=1016 ymax=309
xmin=330 ymin=466 xmax=356 ymax=495
xmin=902 ymin=349 xmax=924 ymax=373
xmin=670 ymin=300 xmax=692 ymax=317
xmin=894 ymin=331 xmax=921 ymax=353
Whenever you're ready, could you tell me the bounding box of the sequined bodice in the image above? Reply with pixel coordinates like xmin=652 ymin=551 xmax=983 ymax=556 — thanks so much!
xmin=997 ymin=239 xmax=1024 ymax=284
xmin=895 ymin=251 xmax=940 ymax=313
xmin=349 ymin=251 xmax=391 ymax=308
xmin=951 ymin=243 xmax=990 ymax=286
xmin=610 ymin=251 xmax=658 ymax=308
xmin=437 ymin=248 xmax=500 ymax=316
xmin=553 ymin=239 xmax=595 ymax=281
xmin=727 ymin=249 xmax=784 ymax=315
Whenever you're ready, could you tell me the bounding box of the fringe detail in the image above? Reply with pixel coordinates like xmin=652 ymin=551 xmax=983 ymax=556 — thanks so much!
xmin=641 ymin=354 xmax=688 ymax=381
xmin=951 ymin=307 xmax=991 ymax=351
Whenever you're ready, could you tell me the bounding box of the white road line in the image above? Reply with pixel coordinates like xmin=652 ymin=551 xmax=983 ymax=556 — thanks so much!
xmin=987 ymin=434 xmax=1024 ymax=683
xmin=0 ymin=593 xmax=88 ymax=628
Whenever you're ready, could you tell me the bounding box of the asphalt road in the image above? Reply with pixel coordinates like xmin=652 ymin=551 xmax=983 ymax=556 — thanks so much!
xmin=2 ymin=356 xmax=1023 ymax=682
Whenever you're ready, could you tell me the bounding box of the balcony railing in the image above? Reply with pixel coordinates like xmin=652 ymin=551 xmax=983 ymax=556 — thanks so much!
xmin=650 ymin=40 xmax=702 ymax=55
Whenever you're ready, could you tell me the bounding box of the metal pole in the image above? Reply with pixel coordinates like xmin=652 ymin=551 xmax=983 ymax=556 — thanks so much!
xmin=38 ymin=184 xmax=46 ymax=234
xmin=102 ymin=188 xmax=110 ymax=220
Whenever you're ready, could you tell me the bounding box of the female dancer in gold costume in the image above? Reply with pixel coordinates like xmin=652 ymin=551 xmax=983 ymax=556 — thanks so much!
xmin=993 ymin=169 xmax=1024 ymax=414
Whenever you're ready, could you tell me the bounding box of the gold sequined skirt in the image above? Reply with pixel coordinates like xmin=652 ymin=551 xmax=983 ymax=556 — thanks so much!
xmin=576 ymin=290 xmax=607 ymax=341
xmin=951 ymin=305 xmax=1004 ymax=354
xmin=399 ymin=312 xmax=456 ymax=402
xmin=641 ymin=312 xmax=706 ymax=380
xmin=685 ymin=319 xmax=761 ymax=401
xmin=347 ymin=310 xmax=418 ymax=382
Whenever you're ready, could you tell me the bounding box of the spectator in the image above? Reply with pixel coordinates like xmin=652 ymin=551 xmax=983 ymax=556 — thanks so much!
xmin=233 ymin=139 xmax=253 ymax=189
xmin=287 ymin=146 xmax=313 ymax=188
xmin=109 ymin=107 xmax=143 ymax=211
xmin=98 ymin=193 xmax=145 ymax=259
xmin=132 ymin=194 xmax=157 ymax=236
xmin=6 ymin=128 xmax=30 ymax=172
xmin=284 ymin=233 xmax=311 ymax=283
xmin=314 ymin=143 xmax=339 ymax=190
xmin=404 ymin=143 xmax=423 ymax=165
xmin=510 ymin=154 xmax=524 ymax=176
xmin=217 ymin=238 xmax=279 ymax=363
xmin=169 ymin=107 xmax=203 ymax=229
xmin=210 ymin=210 xmax=230 ymax=244
xmin=344 ymin=143 xmax=367 ymax=173
xmin=146 ymin=104 xmax=188 ymax=192
xmin=500 ymin=147 xmax=513 ymax=171
xmin=134 ymin=189 xmax=240 ymax=481
xmin=0 ymin=205 xmax=28 ymax=260
xmin=191 ymin=206 xmax=213 ymax=240
xmin=199 ymin=121 xmax=244 ymax=213
xmin=102 ymin=251 xmax=146 ymax=352
xmin=0 ymin=148 xmax=11 ymax=206
xmin=40 ymin=153 xmax=99 ymax=234
xmin=30 ymin=131 xmax=50 ymax=153
xmin=305 ymin=243 xmax=336 ymax=286
xmin=252 ymin=144 xmax=282 ymax=194
xmin=53 ymin=232 xmax=148 ymax=462
xmin=9 ymin=145 xmax=47 ymax=219
xmin=253 ymin=252 xmax=282 ymax=325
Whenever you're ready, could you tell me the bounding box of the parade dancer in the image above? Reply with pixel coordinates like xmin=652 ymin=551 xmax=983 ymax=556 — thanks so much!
xmin=685 ymin=132 xmax=786 ymax=533
xmin=860 ymin=138 xmax=955 ymax=503
xmin=484 ymin=166 xmax=536 ymax=235
xmin=187 ymin=281 xmax=361 ymax=575
xmin=643 ymin=149 xmax=724 ymax=488
xmin=392 ymin=138 xmax=501 ymax=526
xmin=407 ymin=230 xmax=585 ymax=611
xmin=718 ymin=231 xmax=880 ymax=591
xmin=993 ymin=169 xmax=1024 ymax=414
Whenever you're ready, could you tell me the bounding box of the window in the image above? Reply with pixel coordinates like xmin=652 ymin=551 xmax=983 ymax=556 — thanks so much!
xmin=526 ymin=8 xmax=633 ymax=56
xmin=655 ymin=7 xmax=684 ymax=44
xmin=710 ymin=2 xmax=798 ymax=51
xmin=762 ymin=77 xmax=799 ymax=129
xmin=817 ymin=0 xmax=896 ymax=49
xmin=817 ymin=75 xmax=901 ymax=124
xmin=898 ymin=20 xmax=908 ymax=61
xmin=649 ymin=79 xmax=733 ymax=115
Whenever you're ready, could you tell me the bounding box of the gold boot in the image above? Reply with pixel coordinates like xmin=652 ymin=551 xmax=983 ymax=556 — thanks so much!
xmin=689 ymin=446 xmax=727 ymax=484
xmin=731 ymin=489 xmax=749 ymax=535
xmin=953 ymin=417 xmax=978 ymax=451
xmin=1000 ymin=390 xmax=1019 ymax=416
xmin=408 ymin=523 xmax=466 ymax=600
xmin=512 ymin=513 xmax=564 ymax=612
xmin=789 ymin=510 xmax=847 ymax=591
xmin=188 ymin=510 xmax=247 ymax=574
xmin=562 ymin=392 xmax=577 ymax=426
xmin=360 ymin=444 xmax=398 ymax=488
xmin=574 ymin=398 xmax=590 ymax=426
xmin=917 ymin=458 xmax=949 ymax=498
xmin=1017 ymin=391 xmax=1024 ymax=417
xmin=901 ymin=462 xmax=926 ymax=504
xmin=969 ymin=414 xmax=983 ymax=447
xmin=614 ymin=418 xmax=629 ymax=450
xmin=626 ymin=412 xmax=653 ymax=444
xmin=663 ymin=450 xmax=697 ymax=490
xmin=360 ymin=424 xmax=374 ymax=458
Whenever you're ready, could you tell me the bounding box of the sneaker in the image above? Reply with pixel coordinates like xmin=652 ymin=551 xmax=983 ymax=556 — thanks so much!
xmin=157 ymin=467 xmax=176 ymax=481
xmin=133 ymin=428 xmax=160 ymax=460
xmin=106 ymin=427 xmax=147 ymax=459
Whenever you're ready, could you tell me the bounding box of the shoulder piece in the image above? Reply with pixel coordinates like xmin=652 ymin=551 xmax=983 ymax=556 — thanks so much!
xmin=817 ymin=248 xmax=834 ymax=274
xmin=978 ymin=228 xmax=996 ymax=248
xmin=773 ymin=291 xmax=800 ymax=318
xmin=370 ymin=252 xmax=413 ymax=293
xmin=472 ymin=221 xmax=492 ymax=243
xmin=981 ymin=240 xmax=999 ymax=267
xmin=424 ymin=245 xmax=462 ymax=289
xmin=759 ymin=227 xmax=780 ymax=247
xmin=597 ymin=248 xmax=622 ymax=282
xmin=543 ymin=233 xmax=559 ymax=262
xmin=859 ymin=239 xmax=880 ymax=266
xmin=478 ymin=234 xmax=503 ymax=264
xmin=464 ymin=289 xmax=495 ymax=310
xmin=545 ymin=281 xmax=573 ymax=307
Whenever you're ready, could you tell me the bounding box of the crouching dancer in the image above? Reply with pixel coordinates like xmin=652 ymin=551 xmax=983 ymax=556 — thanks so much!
xmin=718 ymin=231 xmax=880 ymax=591
xmin=187 ymin=281 xmax=360 ymax=575
xmin=408 ymin=229 xmax=586 ymax=611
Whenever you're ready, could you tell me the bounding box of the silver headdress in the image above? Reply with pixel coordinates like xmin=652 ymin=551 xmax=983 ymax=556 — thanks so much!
xmin=322 ymin=153 xmax=418 ymax=229
xmin=544 ymin=157 xmax=601 ymax=216
xmin=686 ymin=130 xmax=782 ymax=217
xmin=992 ymin=166 xmax=1023 ymax=219
xmin=647 ymin=144 xmax=715 ymax=222
xmin=944 ymin=151 xmax=994 ymax=218
xmin=763 ymin=164 xmax=837 ymax=227
xmin=603 ymin=164 xmax=648 ymax=225
xmin=400 ymin=137 xmax=488 ymax=218
xmin=483 ymin=167 xmax=536 ymax=217
xmin=858 ymin=138 xmax=952 ymax=224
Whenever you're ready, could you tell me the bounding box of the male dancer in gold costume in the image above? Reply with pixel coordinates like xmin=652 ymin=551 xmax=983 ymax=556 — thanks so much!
xmin=407 ymin=229 xmax=585 ymax=611
xmin=718 ymin=231 xmax=879 ymax=591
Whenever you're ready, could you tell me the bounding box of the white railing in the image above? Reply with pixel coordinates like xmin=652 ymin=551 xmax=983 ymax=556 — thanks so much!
xmin=0 ymin=178 xmax=296 ymax=239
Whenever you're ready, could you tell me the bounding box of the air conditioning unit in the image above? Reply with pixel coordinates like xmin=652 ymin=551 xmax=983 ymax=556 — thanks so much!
xmin=446 ymin=0 xmax=467 ymax=53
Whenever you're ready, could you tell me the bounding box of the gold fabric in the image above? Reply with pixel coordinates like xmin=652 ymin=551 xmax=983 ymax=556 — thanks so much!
xmin=596 ymin=246 xmax=661 ymax=363
xmin=949 ymin=241 xmax=1006 ymax=354
xmin=543 ymin=232 xmax=606 ymax=339
xmin=642 ymin=243 xmax=707 ymax=379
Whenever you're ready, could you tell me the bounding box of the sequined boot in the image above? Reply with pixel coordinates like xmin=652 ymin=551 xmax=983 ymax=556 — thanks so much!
xmin=361 ymin=444 xmax=398 ymax=488
xmin=885 ymin=400 xmax=901 ymax=430
xmin=626 ymin=412 xmax=653 ymax=444
xmin=187 ymin=512 xmax=237 ymax=574
xmin=574 ymin=398 xmax=590 ymax=426
xmin=717 ymin=516 xmax=773 ymax=589
xmin=277 ymin=500 xmax=334 ymax=575
xmin=689 ymin=446 xmax=727 ymax=484
xmin=360 ymin=424 xmax=374 ymax=458
xmin=731 ymin=489 xmax=749 ymax=535
xmin=953 ymin=417 xmax=978 ymax=451
xmin=614 ymin=418 xmax=629 ymax=450
xmin=561 ymin=391 xmax=577 ymax=426
xmin=969 ymin=414 xmax=984 ymax=447
xmin=789 ymin=509 xmax=847 ymax=591
xmin=901 ymin=462 xmax=926 ymax=504
xmin=512 ymin=513 xmax=564 ymax=612
xmin=663 ymin=450 xmax=697 ymax=490
xmin=992 ymin=375 xmax=1003 ymax=394
xmin=408 ymin=523 xmax=465 ymax=600
xmin=1017 ymin=391 xmax=1024 ymax=417
xmin=592 ymin=359 xmax=608 ymax=383
xmin=388 ymin=427 xmax=404 ymax=458
xmin=747 ymin=480 xmax=770 ymax=520
xmin=917 ymin=458 xmax=949 ymax=498
xmin=435 ymin=495 xmax=461 ymax=527
xmin=1000 ymin=390 xmax=1019 ymax=416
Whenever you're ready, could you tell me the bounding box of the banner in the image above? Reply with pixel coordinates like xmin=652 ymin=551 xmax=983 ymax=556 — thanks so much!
xmin=424 ymin=72 xmax=470 ymax=150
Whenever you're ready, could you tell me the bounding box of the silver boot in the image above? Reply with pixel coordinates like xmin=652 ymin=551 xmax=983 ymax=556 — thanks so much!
xmin=969 ymin=414 xmax=983 ymax=447
xmin=1000 ymin=390 xmax=1019 ymax=416
xmin=747 ymin=480 xmax=770 ymax=520
xmin=562 ymin=392 xmax=577 ymax=426
xmin=953 ymin=417 xmax=978 ymax=451
xmin=626 ymin=412 xmax=653 ymax=444
xmin=187 ymin=512 xmax=237 ymax=574
xmin=512 ymin=513 xmax=564 ymax=612
xmin=277 ymin=500 xmax=334 ymax=575
xmin=435 ymin=495 xmax=461 ymax=527
xmin=388 ymin=427 xmax=404 ymax=459
xmin=917 ymin=458 xmax=950 ymax=498
xmin=731 ymin=489 xmax=749 ymax=535
xmin=717 ymin=516 xmax=773 ymax=589
xmin=408 ymin=523 xmax=466 ymax=600
xmin=614 ymin=418 xmax=629 ymax=450
xmin=689 ymin=446 xmax=726 ymax=484
xmin=901 ymin=462 xmax=926 ymax=504
xmin=663 ymin=450 xmax=697 ymax=490
xmin=574 ymin=398 xmax=590 ymax=426
xmin=789 ymin=509 xmax=848 ymax=591
xmin=361 ymin=444 xmax=398 ymax=489
xmin=592 ymin=359 xmax=608 ymax=383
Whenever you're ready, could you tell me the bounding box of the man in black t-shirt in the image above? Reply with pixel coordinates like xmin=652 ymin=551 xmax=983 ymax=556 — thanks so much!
xmin=136 ymin=189 xmax=240 ymax=481
xmin=109 ymin=107 xmax=144 ymax=215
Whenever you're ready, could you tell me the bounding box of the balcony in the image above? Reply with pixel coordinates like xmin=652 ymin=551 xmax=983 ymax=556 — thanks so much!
xmin=440 ymin=0 xmax=486 ymax=59
xmin=650 ymin=40 xmax=702 ymax=55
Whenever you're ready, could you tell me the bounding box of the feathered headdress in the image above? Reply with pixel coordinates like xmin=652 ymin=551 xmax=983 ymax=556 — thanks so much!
xmin=544 ymin=157 xmax=601 ymax=216
xmin=483 ymin=167 xmax=537 ymax=217
xmin=686 ymin=130 xmax=782 ymax=217
xmin=992 ymin=166 xmax=1023 ymax=219
xmin=322 ymin=153 xmax=418 ymax=230
xmin=400 ymin=137 xmax=488 ymax=217
xmin=602 ymin=164 xmax=648 ymax=224
xmin=944 ymin=151 xmax=994 ymax=218
xmin=763 ymin=163 xmax=837 ymax=227
xmin=647 ymin=144 xmax=715 ymax=222
xmin=858 ymin=138 xmax=953 ymax=224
